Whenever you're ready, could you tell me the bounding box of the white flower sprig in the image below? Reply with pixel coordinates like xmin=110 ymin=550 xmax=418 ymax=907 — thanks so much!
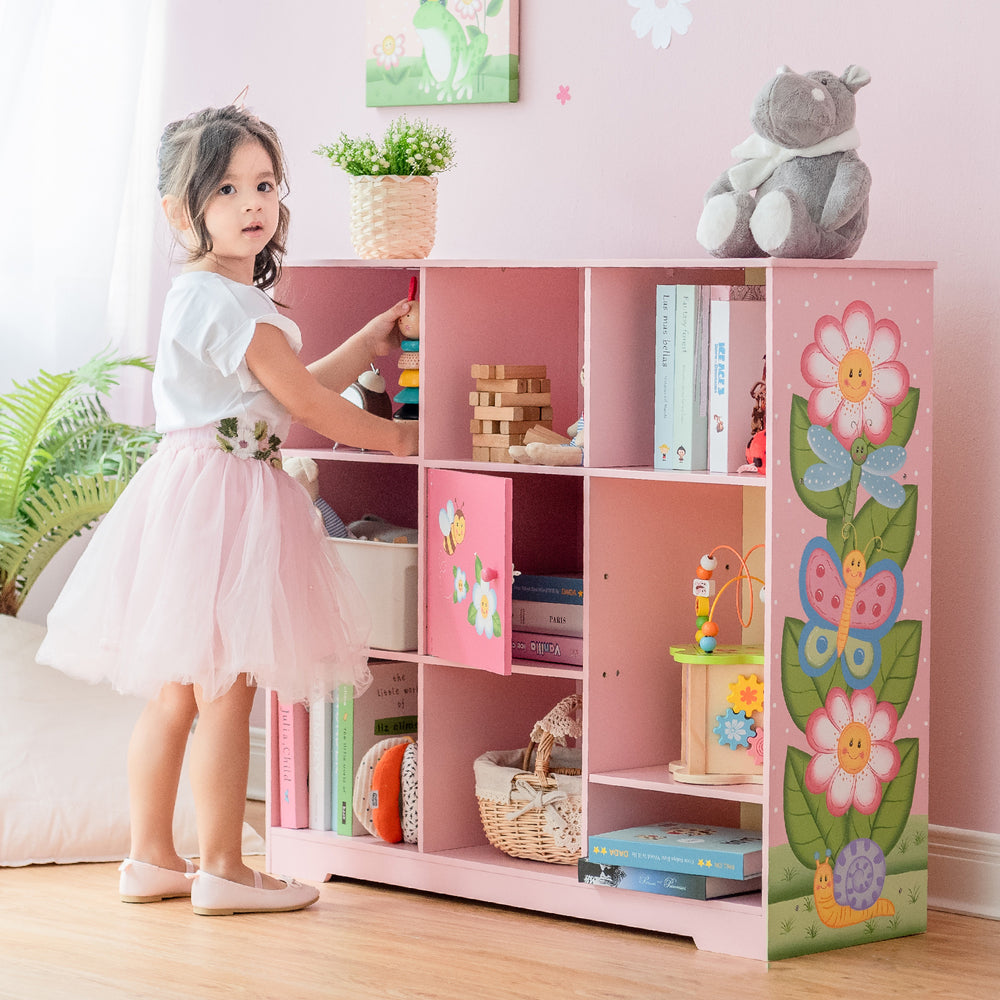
xmin=315 ymin=115 xmax=456 ymax=177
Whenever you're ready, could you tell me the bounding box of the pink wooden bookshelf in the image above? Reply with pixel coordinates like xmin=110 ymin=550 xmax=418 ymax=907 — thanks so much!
xmin=267 ymin=258 xmax=934 ymax=960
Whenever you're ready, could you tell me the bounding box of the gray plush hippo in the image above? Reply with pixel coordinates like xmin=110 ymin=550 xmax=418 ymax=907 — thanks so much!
xmin=696 ymin=65 xmax=872 ymax=259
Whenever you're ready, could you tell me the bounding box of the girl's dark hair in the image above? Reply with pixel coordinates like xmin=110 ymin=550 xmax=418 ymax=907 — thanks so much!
xmin=157 ymin=105 xmax=290 ymax=291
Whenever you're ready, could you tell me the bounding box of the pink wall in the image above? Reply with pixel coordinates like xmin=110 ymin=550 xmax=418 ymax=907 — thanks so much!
xmin=159 ymin=1 xmax=1000 ymax=836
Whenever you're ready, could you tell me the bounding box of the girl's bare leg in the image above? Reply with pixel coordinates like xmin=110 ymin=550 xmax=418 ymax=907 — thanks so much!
xmin=127 ymin=682 xmax=198 ymax=871
xmin=191 ymin=677 xmax=283 ymax=889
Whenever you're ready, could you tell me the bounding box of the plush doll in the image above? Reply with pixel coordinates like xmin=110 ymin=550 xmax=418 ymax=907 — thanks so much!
xmin=696 ymin=65 xmax=872 ymax=259
xmin=509 ymin=369 xmax=584 ymax=467
xmin=284 ymin=455 xmax=349 ymax=537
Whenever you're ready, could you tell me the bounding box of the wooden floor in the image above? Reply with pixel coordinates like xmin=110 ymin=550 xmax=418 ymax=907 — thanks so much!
xmin=2 ymin=803 xmax=997 ymax=1000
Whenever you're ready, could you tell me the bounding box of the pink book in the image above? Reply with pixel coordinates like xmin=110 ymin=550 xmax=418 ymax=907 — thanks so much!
xmin=511 ymin=630 xmax=584 ymax=667
xmin=277 ymin=701 xmax=309 ymax=829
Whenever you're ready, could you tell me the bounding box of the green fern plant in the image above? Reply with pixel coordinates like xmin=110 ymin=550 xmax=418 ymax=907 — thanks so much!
xmin=0 ymin=349 xmax=158 ymax=616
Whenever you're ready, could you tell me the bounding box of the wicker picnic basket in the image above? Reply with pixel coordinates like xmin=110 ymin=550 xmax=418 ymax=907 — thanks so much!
xmin=473 ymin=694 xmax=583 ymax=865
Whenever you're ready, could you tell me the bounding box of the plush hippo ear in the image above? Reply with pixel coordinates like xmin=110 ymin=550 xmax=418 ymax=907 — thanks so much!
xmin=842 ymin=65 xmax=871 ymax=93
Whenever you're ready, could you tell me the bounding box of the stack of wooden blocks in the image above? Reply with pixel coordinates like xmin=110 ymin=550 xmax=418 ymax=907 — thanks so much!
xmin=469 ymin=364 xmax=554 ymax=462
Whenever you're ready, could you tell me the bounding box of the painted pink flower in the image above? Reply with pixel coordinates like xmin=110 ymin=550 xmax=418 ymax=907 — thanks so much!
xmin=805 ymin=686 xmax=900 ymax=816
xmin=800 ymin=300 xmax=910 ymax=448
xmin=374 ymin=33 xmax=405 ymax=70
xmin=556 ymin=85 xmax=571 ymax=106
xmin=453 ymin=0 xmax=483 ymax=21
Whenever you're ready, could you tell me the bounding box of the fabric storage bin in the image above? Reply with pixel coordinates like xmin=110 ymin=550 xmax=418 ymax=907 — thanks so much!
xmin=327 ymin=537 xmax=418 ymax=650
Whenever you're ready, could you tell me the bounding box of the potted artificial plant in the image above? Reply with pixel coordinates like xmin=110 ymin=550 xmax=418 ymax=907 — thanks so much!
xmin=315 ymin=115 xmax=456 ymax=259
xmin=0 ymin=349 xmax=158 ymax=618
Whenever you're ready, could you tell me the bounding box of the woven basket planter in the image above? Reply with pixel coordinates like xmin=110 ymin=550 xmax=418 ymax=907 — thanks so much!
xmin=349 ymin=175 xmax=437 ymax=259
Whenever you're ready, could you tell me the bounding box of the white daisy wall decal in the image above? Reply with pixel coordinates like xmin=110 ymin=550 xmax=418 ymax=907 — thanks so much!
xmin=628 ymin=0 xmax=693 ymax=50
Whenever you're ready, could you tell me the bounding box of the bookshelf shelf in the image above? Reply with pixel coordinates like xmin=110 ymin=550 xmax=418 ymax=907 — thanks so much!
xmin=267 ymin=258 xmax=933 ymax=961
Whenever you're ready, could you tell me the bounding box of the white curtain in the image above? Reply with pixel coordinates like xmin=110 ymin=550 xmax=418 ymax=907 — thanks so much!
xmin=0 ymin=0 xmax=164 ymax=422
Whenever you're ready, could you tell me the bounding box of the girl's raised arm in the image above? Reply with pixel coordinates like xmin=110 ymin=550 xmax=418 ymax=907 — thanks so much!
xmin=245 ymin=323 xmax=418 ymax=456
xmin=307 ymin=299 xmax=412 ymax=393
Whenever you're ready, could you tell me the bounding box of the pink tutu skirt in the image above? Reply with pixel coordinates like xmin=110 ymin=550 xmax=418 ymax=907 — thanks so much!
xmin=36 ymin=427 xmax=372 ymax=704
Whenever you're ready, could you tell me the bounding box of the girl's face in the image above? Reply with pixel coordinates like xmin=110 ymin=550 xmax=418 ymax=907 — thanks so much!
xmin=197 ymin=139 xmax=280 ymax=281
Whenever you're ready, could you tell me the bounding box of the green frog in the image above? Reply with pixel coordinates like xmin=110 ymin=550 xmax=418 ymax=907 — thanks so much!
xmin=414 ymin=0 xmax=488 ymax=102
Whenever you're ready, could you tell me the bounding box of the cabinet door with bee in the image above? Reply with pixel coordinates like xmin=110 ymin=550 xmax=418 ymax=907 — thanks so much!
xmin=426 ymin=469 xmax=512 ymax=675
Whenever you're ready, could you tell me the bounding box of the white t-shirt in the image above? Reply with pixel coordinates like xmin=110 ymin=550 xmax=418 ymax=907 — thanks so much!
xmin=152 ymin=271 xmax=303 ymax=436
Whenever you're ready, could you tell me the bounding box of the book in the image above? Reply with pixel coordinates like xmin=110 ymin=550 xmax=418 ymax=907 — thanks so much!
xmin=653 ymin=284 xmax=676 ymax=469
xmin=671 ymin=285 xmax=710 ymax=471
xmin=587 ymin=822 xmax=763 ymax=879
xmin=511 ymin=573 xmax=583 ymax=605
xmin=578 ymin=859 xmax=762 ymax=900
xmin=335 ymin=662 xmax=418 ymax=836
xmin=511 ymin=629 xmax=584 ymax=666
xmin=277 ymin=700 xmax=309 ymax=829
xmin=511 ymin=599 xmax=583 ymax=637
xmin=308 ymin=693 xmax=335 ymax=831
xmin=708 ymin=297 xmax=766 ymax=474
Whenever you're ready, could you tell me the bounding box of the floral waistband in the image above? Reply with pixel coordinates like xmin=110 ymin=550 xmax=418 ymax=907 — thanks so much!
xmin=215 ymin=417 xmax=283 ymax=469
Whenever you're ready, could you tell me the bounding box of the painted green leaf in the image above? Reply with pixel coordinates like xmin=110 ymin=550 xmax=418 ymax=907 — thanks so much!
xmin=870 ymin=620 xmax=922 ymax=718
xmin=486 ymin=0 xmax=505 ymax=16
xmin=492 ymin=611 xmax=502 ymax=638
xmin=475 ymin=553 xmax=483 ymax=583
xmin=467 ymin=602 xmax=477 ymax=626
xmin=781 ymin=617 xmax=834 ymax=732
xmin=883 ymin=388 xmax=921 ymax=448
xmin=789 ymin=395 xmax=849 ymax=521
xmin=847 ymin=738 xmax=919 ymax=859
xmin=835 ymin=484 xmax=917 ymax=569
xmin=783 ymin=746 xmax=850 ymax=867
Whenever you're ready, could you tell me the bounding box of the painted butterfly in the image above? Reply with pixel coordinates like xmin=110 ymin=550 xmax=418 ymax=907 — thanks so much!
xmin=797 ymin=536 xmax=904 ymax=689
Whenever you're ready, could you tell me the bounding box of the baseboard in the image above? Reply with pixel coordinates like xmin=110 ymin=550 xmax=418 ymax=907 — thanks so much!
xmin=928 ymin=824 xmax=1000 ymax=919
xmin=247 ymin=725 xmax=266 ymax=802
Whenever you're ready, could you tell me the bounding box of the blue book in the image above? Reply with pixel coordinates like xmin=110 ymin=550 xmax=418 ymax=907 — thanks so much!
xmin=511 ymin=573 xmax=583 ymax=605
xmin=578 ymin=859 xmax=761 ymax=900
xmin=653 ymin=284 xmax=676 ymax=469
xmin=588 ymin=822 xmax=763 ymax=879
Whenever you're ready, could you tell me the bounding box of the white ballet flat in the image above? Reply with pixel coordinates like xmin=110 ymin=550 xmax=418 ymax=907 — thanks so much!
xmin=119 ymin=857 xmax=197 ymax=903
xmin=190 ymin=869 xmax=320 ymax=916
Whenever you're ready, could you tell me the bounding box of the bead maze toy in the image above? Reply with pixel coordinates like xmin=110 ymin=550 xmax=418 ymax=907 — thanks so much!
xmin=669 ymin=545 xmax=766 ymax=785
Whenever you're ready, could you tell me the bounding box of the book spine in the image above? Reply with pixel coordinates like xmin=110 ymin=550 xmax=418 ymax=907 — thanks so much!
xmin=577 ymin=860 xmax=760 ymax=899
xmin=671 ymin=285 xmax=695 ymax=470
xmin=690 ymin=285 xmax=710 ymax=470
xmin=587 ymin=837 xmax=755 ymax=878
xmin=511 ymin=599 xmax=583 ymax=636
xmin=708 ymin=299 xmax=731 ymax=474
xmin=335 ymin=682 xmax=354 ymax=836
xmin=510 ymin=574 xmax=584 ymax=605
xmin=308 ymin=696 xmax=334 ymax=831
xmin=511 ymin=629 xmax=584 ymax=666
xmin=653 ymin=284 xmax=676 ymax=469
xmin=277 ymin=701 xmax=309 ymax=829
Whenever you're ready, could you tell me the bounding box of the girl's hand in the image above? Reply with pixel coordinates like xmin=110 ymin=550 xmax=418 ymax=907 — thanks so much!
xmin=390 ymin=418 xmax=419 ymax=457
xmin=361 ymin=299 xmax=412 ymax=356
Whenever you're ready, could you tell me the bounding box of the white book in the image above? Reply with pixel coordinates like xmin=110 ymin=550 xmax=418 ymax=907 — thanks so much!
xmin=671 ymin=285 xmax=709 ymax=471
xmin=653 ymin=284 xmax=676 ymax=469
xmin=308 ymin=695 xmax=335 ymax=831
xmin=708 ymin=298 xmax=766 ymax=474
xmin=511 ymin=599 xmax=584 ymax=637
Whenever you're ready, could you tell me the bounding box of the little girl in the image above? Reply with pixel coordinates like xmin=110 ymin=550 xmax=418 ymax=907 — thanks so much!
xmin=36 ymin=105 xmax=418 ymax=915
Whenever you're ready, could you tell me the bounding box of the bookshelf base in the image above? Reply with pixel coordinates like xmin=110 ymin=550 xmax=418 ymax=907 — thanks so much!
xmin=267 ymin=826 xmax=766 ymax=960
